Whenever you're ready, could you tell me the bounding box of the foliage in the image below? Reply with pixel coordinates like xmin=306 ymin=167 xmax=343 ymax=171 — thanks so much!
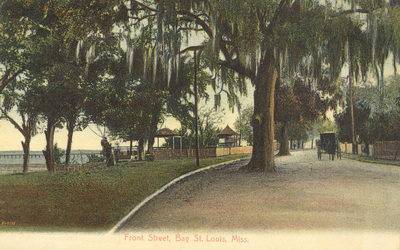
xmin=288 ymin=122 xmax=313 ymax=141
xmin=274 ymin=76 xmax=333 ymax=148
xmin=53 ymin=144 xmax=65 ymax=165
xmin=336 ymin=100 xmax=372 ymax=143
xmin=315 ymin=117 xmax=338 ymax=134
xmin=145 ymin=152 xmax=155 ymax=161
xmin=336 ymin=76 xmax=400 ymax=143
xmin=178 ymin=108 xmax=223 ymax=148
xmin=235 ymin=106 xmax=253 ymax=146
xmin=356 ymin=75 xmax=400 ymax=115
xmin=275 ymin=77 xmax=330 ymax=125
xmin=0 ymin=78 xmax=39 ymax=137
xmin=86 ymin=154 xmax=105 ymax=163
xmin=0 ymin=77 xmax=40 ymax=172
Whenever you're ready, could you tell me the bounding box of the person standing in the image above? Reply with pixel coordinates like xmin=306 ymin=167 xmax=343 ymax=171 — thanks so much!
xmin=316 ymin=139 xmax=322 ymax=160
xmin=101 ymin=137 xmax=115 ymax=167
xmin=336 ymin=139 xmax=342 ymax=159
xmin=114 ymin=144 xmax=121 ymax=164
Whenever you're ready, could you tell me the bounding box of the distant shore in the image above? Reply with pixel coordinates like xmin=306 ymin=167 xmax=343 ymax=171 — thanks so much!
xmin=0 ymin=150 xmax=101 ymax=166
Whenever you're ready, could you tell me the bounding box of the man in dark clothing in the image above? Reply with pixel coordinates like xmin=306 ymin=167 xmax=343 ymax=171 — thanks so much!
xmin=316 ymin=139 xmax=322 ymax=160
xmin=101 ymin=137 xmax=114 ymax=166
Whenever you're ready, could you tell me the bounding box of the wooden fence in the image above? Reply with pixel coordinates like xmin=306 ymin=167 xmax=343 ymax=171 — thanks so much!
xmin=340 ymin=141 xmax=400 ymax=161
xmin=372 ymin=141 xmax=400 ymax=160
xmin=153 ymin=146 xmax=253 ymax=160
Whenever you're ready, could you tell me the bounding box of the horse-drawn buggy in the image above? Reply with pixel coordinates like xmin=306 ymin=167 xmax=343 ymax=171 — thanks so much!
xmin=316 ymin=133 xmax=341 ymax=160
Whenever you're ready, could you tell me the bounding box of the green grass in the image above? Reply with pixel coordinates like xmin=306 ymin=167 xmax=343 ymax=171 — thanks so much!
xmin=0 ymin=154 xmax=249 ymax=232
xmin=343 ymin=153 xmax=400 ymax=167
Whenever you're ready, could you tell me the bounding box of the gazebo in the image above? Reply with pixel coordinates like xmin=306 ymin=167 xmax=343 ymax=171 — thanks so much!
xmin=155 ymin=128 xmax=183 ymax=149
xmin=218 ymin=125 xmax=240 ymax=147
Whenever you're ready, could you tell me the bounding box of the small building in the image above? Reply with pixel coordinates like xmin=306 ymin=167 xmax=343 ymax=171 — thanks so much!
xmin=218 ymin=125 xmax=240 ymax=147
xmin=155 ymin=128 xmax=183 ymax=149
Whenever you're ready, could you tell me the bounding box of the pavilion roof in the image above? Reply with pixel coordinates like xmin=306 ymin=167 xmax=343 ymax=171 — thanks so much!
xmin=218 ymin=125 xmax=239 ymax=137
xmin=155 ymin=128 xmax=178 ymax=138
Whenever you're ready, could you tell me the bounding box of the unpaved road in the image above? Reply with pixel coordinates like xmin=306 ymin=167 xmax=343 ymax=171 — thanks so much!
xmin=120 ymin=151 xmax=400 ymax=232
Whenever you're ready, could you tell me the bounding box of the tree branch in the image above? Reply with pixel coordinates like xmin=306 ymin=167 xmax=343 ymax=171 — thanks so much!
xmin=264 ymin=0 xmax=291 ymax=36
xmin=179 ymin=45 xmax=205 ymax=54
xmin=332 ymin=8 xmax=372 ymax=18
xmin=178 ymin=27 xmax=204 ymax=32
xmin=177 ymin=10 xmax=213 ymax=38
xmin=219 ymin=59 xmax=255 ymax=80
xmin=217 ymin=25 xmax=255 ymax=80
xmin=133 ymin=1 xmax=159 ymax=13
xmin=0 ymin=109 xmax=24 ymax=135
xmin=0 ymin=68 xmax=24 ymax=93
xmin=129 ymin=13 xmax=157 ymax=24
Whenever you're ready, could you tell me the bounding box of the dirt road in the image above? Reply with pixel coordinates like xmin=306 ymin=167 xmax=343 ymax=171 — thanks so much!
xmin=120 ymin=151 xmax=400 ymax=232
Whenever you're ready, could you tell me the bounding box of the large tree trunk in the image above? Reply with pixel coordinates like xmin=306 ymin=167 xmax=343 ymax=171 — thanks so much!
xmin=129 ymin=139 xmax=133 ymax=158
xmin=278 ymin=122 xmax=290 ymax=156
xmin=147 ymin=110 xmax=161 ymax=153
xmin=43 ymin=121 xmax=56 ymax=172
xmin=246 ymin=60 xmax=278 ymax=172
xmin=65 ymin=119 xmax=76 ymax=166
xmin=349 ymin=64 xmax=357 ymax=154
xmin=21 ymin=136 xmax=31 ymax=174
xmin=138 ymin=138 xmax=144 ymax=161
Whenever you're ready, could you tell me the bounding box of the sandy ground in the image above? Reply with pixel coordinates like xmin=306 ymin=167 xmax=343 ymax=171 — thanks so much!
xmin=120 ymin=150 xmax=400 ymax=232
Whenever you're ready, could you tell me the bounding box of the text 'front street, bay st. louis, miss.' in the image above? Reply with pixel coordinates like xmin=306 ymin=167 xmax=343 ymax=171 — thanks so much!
xmin=124 ymin=233 xmax=249 ymax=244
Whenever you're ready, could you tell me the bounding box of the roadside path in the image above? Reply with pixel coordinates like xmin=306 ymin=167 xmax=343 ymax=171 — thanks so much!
xmin=120 ymin=151 xmax=400 ymax=231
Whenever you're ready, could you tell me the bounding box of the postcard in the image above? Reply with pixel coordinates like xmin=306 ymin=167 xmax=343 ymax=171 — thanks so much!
xmin=1 ymin=1 xmax=400 ymax=249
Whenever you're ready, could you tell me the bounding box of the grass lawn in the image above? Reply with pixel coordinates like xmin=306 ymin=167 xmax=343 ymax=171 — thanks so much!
xmin=343 ymin=153 xmax=400 ymax=166
xmin=0 ymin=154 xmax=249 ymax=232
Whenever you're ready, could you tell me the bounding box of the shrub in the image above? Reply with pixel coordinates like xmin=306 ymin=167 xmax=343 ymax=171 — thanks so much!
xmin=53 ymin=144 xmax=65 ymax=165
xmin=87 ymin=154 xmax=105 ymax=163
xmin=145 ymin=152 xmax=155 ymax=162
